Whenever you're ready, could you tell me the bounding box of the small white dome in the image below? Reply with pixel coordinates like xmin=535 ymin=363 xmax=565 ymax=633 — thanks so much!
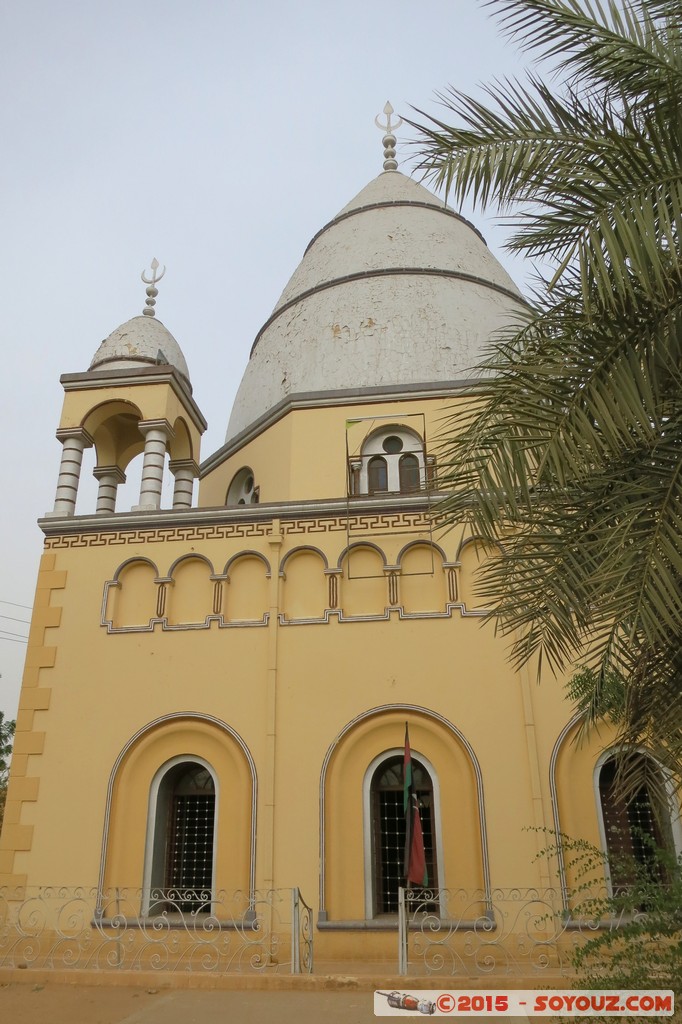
xmin=89 ymin=315 xmax=191 ymax=386
xmin=226 ymin=171 xmax=526 ymax=440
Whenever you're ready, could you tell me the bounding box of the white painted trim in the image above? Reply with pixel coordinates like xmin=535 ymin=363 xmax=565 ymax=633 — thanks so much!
xmin=141 ymin=754 xmax=219 ymax=916
xmin=358 ymin=427 xmax=426 ymax=494
xmin=362 ymin=748 xmax=445 ymax=919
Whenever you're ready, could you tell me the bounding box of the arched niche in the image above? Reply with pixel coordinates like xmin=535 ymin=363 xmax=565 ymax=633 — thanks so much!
xmin=281 ymin=547 xmax=328 ymax=621
xmin=339 ymin=544 xmax=387 ymax=618
xmin=320 ymin=706 xmax=488 ymax=922
xmin=398 ymin=542 xmax=448 ymax=613
xmin=99 ymin=714 xmax=255 ymax=916
xmin=456 ymin=538 xmax=500 ymax=611
xmin=107 ymin=558 xmax=159 ymax=629
xmin=166 ymin=555 xmax=215 ymax=626
xmin=169 ymin=416 xmax=194 ymax=463
xmin=222 ymin=553 xmax=270 ymax=622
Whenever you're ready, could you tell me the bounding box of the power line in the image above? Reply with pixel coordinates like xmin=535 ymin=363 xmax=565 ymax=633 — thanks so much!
xmin=0 ymin=600 xmax=32 ymax=610
xmin=0 ymin=635 xmax=28 ymax=644
xmin=0 ymin=614 xmax=30 ymax=625
xmin=0 ymin=629 xmax=29 ymax=639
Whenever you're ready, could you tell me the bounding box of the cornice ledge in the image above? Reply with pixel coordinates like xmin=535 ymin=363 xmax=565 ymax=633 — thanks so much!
xmin=59 ymin=366 xmax=208 ymax=433
xmin=38 ymin=493 xmax=446 ymax=538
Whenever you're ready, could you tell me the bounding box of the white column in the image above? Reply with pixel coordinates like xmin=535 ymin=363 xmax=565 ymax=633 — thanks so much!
xmin=45 ymin=427 xmax=93 ymax=517
xmin=133 ymin=420 xmax=174 ymax=511
xmin=169 ymin=459 xmax=198 ymax=510
xmin=93 ymin=465 xmax=126 ymax=515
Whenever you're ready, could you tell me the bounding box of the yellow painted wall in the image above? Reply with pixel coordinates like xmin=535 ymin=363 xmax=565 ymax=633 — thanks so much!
xmin=200 ymin=396 xmax=453 ymax=506
xmin=1 ymin=390 xmax=671 ymax=969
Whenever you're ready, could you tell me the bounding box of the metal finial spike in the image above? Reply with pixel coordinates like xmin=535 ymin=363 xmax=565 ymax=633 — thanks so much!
xmin=374 ymin=100 xmax=403 ymax=171
xmin=141 ymin=258 xmax=166 ymax=317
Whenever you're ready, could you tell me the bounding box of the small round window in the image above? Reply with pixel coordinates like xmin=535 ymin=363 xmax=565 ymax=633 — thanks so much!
xmin=226 ymin=467 xmax=259 ymax=506
xmin=382 ymin=436 xmax=404 ymax=454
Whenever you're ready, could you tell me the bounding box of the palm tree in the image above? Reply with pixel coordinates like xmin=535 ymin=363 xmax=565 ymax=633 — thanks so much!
xmin=409 ymin=0 xmax=682 ymax=796
xmin=0 ymin=711 xmax=15 ymax=832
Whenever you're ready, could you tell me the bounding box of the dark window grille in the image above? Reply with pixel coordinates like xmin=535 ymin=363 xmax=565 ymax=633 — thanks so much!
xmin=160 ymin=764 xmax=215 ymax=913
xmin=371 ymin=756 xmax=436 ymax=914
xmin=599 ymin=756 xmax=672 ymax=893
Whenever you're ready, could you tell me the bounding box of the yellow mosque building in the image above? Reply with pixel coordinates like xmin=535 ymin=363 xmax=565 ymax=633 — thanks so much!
xmin=1 ymin=115 xmax=679 ymax=975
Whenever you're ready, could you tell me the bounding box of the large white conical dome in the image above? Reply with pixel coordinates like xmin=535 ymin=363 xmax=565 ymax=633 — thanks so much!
xmin=226 ymin=169 xmax=526 ymax=440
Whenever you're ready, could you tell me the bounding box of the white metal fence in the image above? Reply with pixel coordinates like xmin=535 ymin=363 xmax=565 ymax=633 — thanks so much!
xmin=0 ymin=886 xmax=313 ymax=974
xmin=398 ymin=885 xmax=626 ymax=977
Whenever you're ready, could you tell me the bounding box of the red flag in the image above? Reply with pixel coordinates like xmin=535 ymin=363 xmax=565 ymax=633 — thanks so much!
xmin=403 ymin=724 xmax=428 ymax=887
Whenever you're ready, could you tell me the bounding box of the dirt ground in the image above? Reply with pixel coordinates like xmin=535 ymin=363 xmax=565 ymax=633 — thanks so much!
xmin=2 ymin=979 xmax=675 ymax=1023
xmin=0 ymin=980 xmax=545 ymax=1023
xmin=0 ymin=983 xmax=374 ymax=1024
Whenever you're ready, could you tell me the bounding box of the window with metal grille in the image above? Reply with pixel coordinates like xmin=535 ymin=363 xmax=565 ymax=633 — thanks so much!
xmin=599 ymin=755 xmax=673 ymax=894
xmin=399 ymin=453 xmax=420 ymax=492
xmin=150 ymin=761 xmax=216 ymax=914
xmin=371 ymin=756 xmax=436 ymax=914
xmin=368 ymin=456 xmax=388 ymax=493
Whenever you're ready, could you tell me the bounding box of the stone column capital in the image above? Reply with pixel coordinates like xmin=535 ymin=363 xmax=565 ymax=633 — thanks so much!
xmin=169 ymin=458 xmax=199 ymax=477
xmin=55 ymin=426 xmax=94 ymax=448
xmin=93 ymin=465 xmax=127 ymax=484
xmin=137 ymin=419 xmax=175 ymax=440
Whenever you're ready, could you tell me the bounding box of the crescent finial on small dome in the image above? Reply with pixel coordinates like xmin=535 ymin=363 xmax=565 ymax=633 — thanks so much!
xmin=374 ymin=101 xmax=403 ymax=171
xmin=141 ymin=258 xmax=166 ymax=317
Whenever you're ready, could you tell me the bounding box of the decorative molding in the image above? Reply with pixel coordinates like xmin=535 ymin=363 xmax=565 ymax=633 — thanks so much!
xmin=43 ymin=508 xmax=434 ymax=548
xmin=99 ymin=542 xmax=488 ymax=633
xmin=303 ymin=199 xmax=487 ymax=256
xmin=250 ymin=267 xmax=528 ymax=357
xmin=548 ymin=712 xmax=584 ymax=912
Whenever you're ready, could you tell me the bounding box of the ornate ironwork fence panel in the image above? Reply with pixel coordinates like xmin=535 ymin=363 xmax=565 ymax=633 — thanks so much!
xmin=0 ymin=887 xmax=313 ymax=974
xmin=398 ymin=886 xmax=619 ymax=977
xmin=291 ymin=887 xmax=314 ymax=974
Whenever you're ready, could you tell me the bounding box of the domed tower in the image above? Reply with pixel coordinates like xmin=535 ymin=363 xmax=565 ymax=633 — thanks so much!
xmin=201 ymin=106 xmax=527 ymax=508
xmin=46 ymin=262 xmax=206 ymax=517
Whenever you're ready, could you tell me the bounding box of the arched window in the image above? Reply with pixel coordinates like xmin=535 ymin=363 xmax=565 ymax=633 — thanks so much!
xmin=598 ymin=754 xmax=675 ymax=893
xmin=399 ymin=454 xmax=420 ymax=492
xmin=354 ymin=428 xmax=427 ymax=496
xmin=368 ymin=754 xmax=437 ymax=915
xmin=146 ymin=759 xmax=217 ymax=914
xmin=367 ymin=456 xmax=388 ymax=493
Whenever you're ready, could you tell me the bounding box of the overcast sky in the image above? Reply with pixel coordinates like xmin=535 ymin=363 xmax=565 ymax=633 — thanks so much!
xmin=0 ymin=0 xmax=533 ymax=719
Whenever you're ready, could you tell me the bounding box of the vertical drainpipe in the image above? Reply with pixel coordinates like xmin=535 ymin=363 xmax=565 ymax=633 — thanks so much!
xmin=520 ymin=661 xmax=552 ymax=889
